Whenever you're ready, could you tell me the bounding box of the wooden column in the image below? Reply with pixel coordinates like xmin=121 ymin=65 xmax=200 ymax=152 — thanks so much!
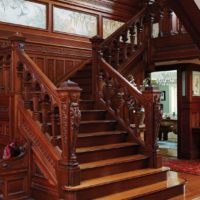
xmin=143 ymin=86 xmax=162 ymax=168
xmin=57 ymin=80 xmax=81 ymax=188
xmin=90 ymin=36 xmax=104 ymax=100
xmin=9 ymin=33 xmax=26 ymax=140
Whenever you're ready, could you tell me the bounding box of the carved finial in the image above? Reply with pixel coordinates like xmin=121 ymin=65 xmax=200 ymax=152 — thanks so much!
xmin=8 ymin=32 xmax=26 ymax=42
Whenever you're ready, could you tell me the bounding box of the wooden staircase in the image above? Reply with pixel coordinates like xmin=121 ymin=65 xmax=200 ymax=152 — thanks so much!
xmin=0 ymin=1 xmax=189 ymax=198
xmin=62 ymin=64 xmax=185 ymax=200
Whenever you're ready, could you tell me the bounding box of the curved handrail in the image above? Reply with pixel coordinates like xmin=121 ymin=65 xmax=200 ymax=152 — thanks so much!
xmin=100 ymin=7 xmax=147 ymax=48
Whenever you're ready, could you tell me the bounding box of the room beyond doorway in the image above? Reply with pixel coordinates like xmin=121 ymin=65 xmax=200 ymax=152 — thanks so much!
xmin=151 ymin=70 xmax=178 ymax=157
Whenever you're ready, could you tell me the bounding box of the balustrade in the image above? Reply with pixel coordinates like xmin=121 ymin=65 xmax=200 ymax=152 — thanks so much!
xmin=9 ymin=33 xmax=82 ymax=186
xmin=99 ymin=7 xmax=147 ymax=70
xmin=90 ymin=4 xmax=162 ymax=167
xmin=152 ymin=0 xmax=187 ymax=38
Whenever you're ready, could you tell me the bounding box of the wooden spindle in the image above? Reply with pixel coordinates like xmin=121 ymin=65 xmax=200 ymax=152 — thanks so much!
xmin=158 ymin=9 xmax=164 ymax=37
xmin=113 ymin=37 xmax=120 ymax=68
xmin=121 ymin=30 xmax=129 ymax=62
xmin=50 ymin=106 xmax=60 ymax=146
xmin=129 ymin=24 xmax=136 ymax=52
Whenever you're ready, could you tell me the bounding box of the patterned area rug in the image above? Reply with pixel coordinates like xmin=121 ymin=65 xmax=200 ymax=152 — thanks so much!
xmin=162 ymin=157 xmax=200 ymax=175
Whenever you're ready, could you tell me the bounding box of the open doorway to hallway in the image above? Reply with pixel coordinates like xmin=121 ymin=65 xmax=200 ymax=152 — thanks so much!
xmin=151 ymin=70 xmax=178 ymax=157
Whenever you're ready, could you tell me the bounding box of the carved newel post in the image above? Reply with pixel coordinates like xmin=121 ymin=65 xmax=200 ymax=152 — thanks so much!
xmin=9 ymin=33 xmax=26 ymax=139
xmin=90 ymin=35 xmax=104 ymax=100
xmin=57 ymin=80 xmax=82 ymax=188
xmin=142 ymin=84 xmax=162 ymax=168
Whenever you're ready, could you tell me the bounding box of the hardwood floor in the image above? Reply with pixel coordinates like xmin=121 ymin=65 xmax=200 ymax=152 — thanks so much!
xmin=169 ymin=171 xmax=200 ymax=200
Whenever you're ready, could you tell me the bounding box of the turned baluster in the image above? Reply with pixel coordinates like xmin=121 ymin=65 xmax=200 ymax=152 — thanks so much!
xmin=98 ymin=71 xmax=105 ymax=98
xmin=103 ymin=73 xmax=114 ymax=106
xmin=115 ymin=91 xmax=125 ymax=118
xmin=139 ymin=18 xmax=144 ymax=45
xmin=129 ymin=24 xmax=136 ymax=52
xmin=167 ymin=8 xmax=173 ymax=35
xmin=50 ymin=106 xmax=60 ymax=146
xmin=123 ymin=92 xmax=132 ymax=126
xmin=32 ymin=91 xmax=41 ymax=121
xmin=113 ymin=37 xmax=120 ymax=68
xmin=136 ymin=21 xmax=141 ymax=47
xmin=121 ymin=30 xmax=129 ymax=62
xmin=158 ymin=9 xmax=164 ymax=37
xmin=41 ymin=95 xmax=51 ymax=133
xmin=103 ymin=46 xmax=112 ymax=65
xmin=22 ymin=72 xmax=33 ymax=110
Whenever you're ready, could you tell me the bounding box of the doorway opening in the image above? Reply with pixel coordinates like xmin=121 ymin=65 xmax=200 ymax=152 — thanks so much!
xmin=151 ymin=70 xmax=178 ymax=157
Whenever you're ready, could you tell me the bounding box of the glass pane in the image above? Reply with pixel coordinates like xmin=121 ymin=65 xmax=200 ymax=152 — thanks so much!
xmin=182 ymin=71 xmax=186 ymax=96
xmin=192 ymin=71 xmax=200 ymax=96
xmin=0 ymin=1 xmax=46 ymax=29
xmin=103 ymin=18 xmax=124 ymax=39
xmin=53 ymin=7 xmax=97 ymax=37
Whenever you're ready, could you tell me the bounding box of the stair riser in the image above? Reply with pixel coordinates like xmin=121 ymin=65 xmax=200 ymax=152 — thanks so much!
xmin=71 ymin=78 xmax=92 ymax=85
xmin=77 ymin=134 xmax=126 ymax=147
xmin=79 ymin=122 xmax=116 ymax=133
xmin=80 ymin=93 xmax=92 ymax=100
xmin=81 ymin=111 xmax=106 ymax=121
xmin=81 ymin=159 xmax=148 ymax=180
xmin=77 ymin=146 xmax=138 ymax=163
xmin=79 ymin=101 xmax=95 ymax=110
xmin=74 ymin=171 xmax=167 ymax=200
xmin=134 ymin=184 xmax=184 ymax=200
xmin=71 ymin=70 xmax=91 ymax=78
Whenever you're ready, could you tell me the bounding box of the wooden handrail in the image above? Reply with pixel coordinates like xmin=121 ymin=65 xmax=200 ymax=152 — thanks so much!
xmin=101 ymin=58 xmax=145 ymax=104
xmin=9 ymin=33 xmax=82 ymax=187
xmin=17 ymin=49 xmax=60 ymax=103
xmin=55 ymin=58 xmax=91 ymax=86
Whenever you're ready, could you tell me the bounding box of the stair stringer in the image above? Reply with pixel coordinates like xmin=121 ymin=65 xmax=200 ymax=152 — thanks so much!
xmin=17 ymin=102 xmax=61 ymax=195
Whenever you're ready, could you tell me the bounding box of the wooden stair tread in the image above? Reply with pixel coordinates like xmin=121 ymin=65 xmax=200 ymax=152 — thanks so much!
xmin=80 ymin=120 xmax=116 ymax=124
xmin=80 ymin=154 xmax=148 ymax=169
xmin=78 ymin=130 xmax=127 ymax=138
xmin=64 ymin=167 xmax=169 ymax=191
xmin=76 ymin=142 xmax=137 ymax=153
xmin=95 ymin=177 xmax=185 ymax=200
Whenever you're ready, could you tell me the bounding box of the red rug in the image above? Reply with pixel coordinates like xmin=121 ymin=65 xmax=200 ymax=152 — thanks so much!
xmin=162 ymin=157 xmax=200 ymax=175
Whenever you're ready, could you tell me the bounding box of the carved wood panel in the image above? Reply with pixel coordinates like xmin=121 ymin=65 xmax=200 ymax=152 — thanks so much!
xmin=30 ymin=54 xmax=83 ymax=84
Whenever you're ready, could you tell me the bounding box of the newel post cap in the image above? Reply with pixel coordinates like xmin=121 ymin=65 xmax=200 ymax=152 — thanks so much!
xmin=57 ymin=80 xmax=82 ymax=91
xmin=8 ymin=32 xmax=26 ymax=42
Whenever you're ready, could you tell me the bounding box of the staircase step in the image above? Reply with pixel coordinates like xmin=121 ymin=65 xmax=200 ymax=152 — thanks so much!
xmin=79 ymin=120 xmax=117 ymax=133
xmin=80 ymin=154 xmax=149 ymax=180
xmin=95 ymin=177 xmax=185 ymax=200
xmin=80 ymin=91 xmax=92 ymax=100
xmin=77 ymin=130 xmax=127 ymax=147
xmin=79 ymin=100 xmax=95 ymax=110
xmin=81 ymin=110 xmax=107 ymax=121
xmin=64 ymin=167 xmax=171 ymax=200
xmin=71 ymin=69 xmax=91 ymax=78
xmin=76 ymin=143 xmax=139 ymax=163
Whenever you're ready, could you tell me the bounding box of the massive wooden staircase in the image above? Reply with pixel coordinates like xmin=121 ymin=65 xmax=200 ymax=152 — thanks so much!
xmin=0 ymin=1 xmax=191 ymax=199
xmin=62 ymin=63 xmax=185 ymax=200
